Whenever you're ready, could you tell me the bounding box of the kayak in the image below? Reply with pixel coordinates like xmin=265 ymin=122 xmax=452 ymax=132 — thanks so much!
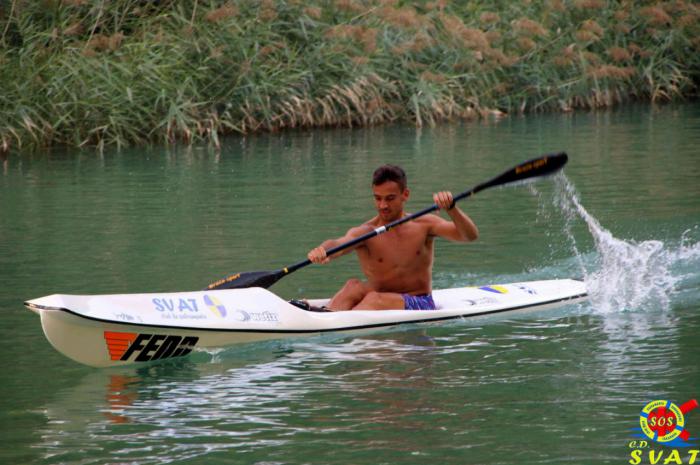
xmin=25 ymin=279 xmax=587 ymax=367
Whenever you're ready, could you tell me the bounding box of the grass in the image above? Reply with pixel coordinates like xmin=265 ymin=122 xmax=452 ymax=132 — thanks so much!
xmin=0 ymin=0 xmax=699 ymax=151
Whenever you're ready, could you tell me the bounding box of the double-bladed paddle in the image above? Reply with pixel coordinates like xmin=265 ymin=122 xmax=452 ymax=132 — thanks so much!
xmin=206 ymin=152 xmax=568 ymax=291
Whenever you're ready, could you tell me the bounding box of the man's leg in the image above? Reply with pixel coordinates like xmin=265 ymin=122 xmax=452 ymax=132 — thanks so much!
xmin=352 ymin=291 xmax=405 ymax=310
xmin=327 ymin=279 xmax=372 ymax=310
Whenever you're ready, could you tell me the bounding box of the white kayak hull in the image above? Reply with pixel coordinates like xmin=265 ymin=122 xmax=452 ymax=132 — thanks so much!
xmin=25 ymin=279 xmax=587 ymax=367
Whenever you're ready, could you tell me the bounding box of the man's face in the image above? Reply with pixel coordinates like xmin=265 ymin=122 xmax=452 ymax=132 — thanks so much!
xmin=372 ymin=181 xmax=409 ymax=222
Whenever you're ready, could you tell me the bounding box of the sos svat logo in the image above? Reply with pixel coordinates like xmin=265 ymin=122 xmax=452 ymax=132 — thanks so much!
xmin=629 ymin=399 xmax=699 ymax=465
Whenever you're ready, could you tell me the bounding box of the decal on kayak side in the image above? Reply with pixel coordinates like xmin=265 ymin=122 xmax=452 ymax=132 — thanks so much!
xmin=460 ymin=296 xmax=500 ymax=306
xmin=203 ymin=294 xmax=227 ymax=318
xmin=515 ymin=284 xmax=537 ymax=295
xmin=479 ymin=285 xmax=508 ymax=294
xmin=104 ymin=331 xmax=199 ymax=362
xmin=152 ymin=297 xmax=200 ymax=313
xmin=232 ymin=309 xmax=279 ymax=323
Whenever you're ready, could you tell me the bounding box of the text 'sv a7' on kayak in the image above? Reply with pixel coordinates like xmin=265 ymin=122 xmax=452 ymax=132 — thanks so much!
xmin=25 ymin=279 xmax=587 ymax=367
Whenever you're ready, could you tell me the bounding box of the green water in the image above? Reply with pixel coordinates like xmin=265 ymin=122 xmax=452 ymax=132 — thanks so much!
xmin=1 ymin=104 xmax=699 ymax=465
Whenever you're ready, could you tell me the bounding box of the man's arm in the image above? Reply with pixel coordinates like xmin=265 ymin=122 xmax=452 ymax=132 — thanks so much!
xmin=308 ymin=225 xmax=373 ymax=264
xmin=429 ymin=191 xmax=479 ymax=242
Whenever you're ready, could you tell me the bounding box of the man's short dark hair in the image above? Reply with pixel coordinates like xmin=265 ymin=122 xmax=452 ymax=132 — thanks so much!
xmin=372 ymin=165 xmax=407 ymax=191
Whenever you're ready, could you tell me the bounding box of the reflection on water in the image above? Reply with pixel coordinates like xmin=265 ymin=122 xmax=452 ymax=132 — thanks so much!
xmin=35 ymin=332 xmax=445 ymax=463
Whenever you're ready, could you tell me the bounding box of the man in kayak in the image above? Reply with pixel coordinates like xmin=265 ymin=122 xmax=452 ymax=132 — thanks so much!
xmin=307 ymin=164 xmax=478 ymax=311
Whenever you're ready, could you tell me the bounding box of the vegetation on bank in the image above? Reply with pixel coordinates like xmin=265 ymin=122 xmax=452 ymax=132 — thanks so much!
xmin=1 ymin=0 xmax=699 ymax=150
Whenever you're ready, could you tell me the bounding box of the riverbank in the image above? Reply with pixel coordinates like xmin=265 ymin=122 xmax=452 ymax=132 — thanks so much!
xmin=1 ymin=0 xmax=698 ymax=150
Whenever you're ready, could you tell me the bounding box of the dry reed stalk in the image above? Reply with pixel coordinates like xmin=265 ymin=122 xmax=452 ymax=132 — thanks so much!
xmin=563 ymin=44 xmax=576 ymax=58
xmin=576 ymin=30 xmax=599 ymax=42
xmin=425 ymin=0 xmax=447 ymax=11
xmin=607 ymin=46 xmax=631 ymax=62
xmin=615 ymin=23 xmax=631 ymax=34
xmin=304 ymin=6 xmax=322 ymax=19
xmin=627 ymin=42 xmax=652 ymax=58
xmin=359 ymin=28 xmax=378 ymax=54
xmin=257 ymin=43 xmax=277 ymax=58
xmin=205 ymin=5 xmax=238 ymax=23
xmin=485 ymin=30 xmax=501 ymax=44
xmin=439 ymin=13 xmax=464 ymax=37
xmin=581 ymin=19 xmax=604 ymax=37
xmin=259 ymin=5 xmax=278 ymax=22
xmin=87 ymin=34 xmax=110 ymax=50
xmin=553 ymin=56 xmax=572 ymax=67
xmin=460 ymin=27 xmax=490 ymax=51
xmin=411 ymin=32 xmax=435 ymax=53
xmin=676 ymin=14 xmax=697 ymax=28
xmin=390 ymin=43 xmax=409 ymax=55
xmin=574 ymin=0 xmax=605 ymax=9
xmin=326 ymin=25 xmax=378 ymax=54
xmin=614 ymin=10 xmax=629 ymax=21
xmin=582 ymin=51 xmax=601 ymax=64
xmin=513 ymin=18 xmax=548 ymax=37
xmin=486 ymin=48 xmax=518 ymax=66
xmin=351 ymin=56 xmax=369 ymax=66
xmin=335 ymin=0 xmax=364 ymax=14
xmin=640 ymin=6 xmax=672 ymax=25
xmin=378 ymin=5 xmax=425 ymax=29
xmin=517 ymin=37 xmax=536 ymax=51
xmin=108 ymin=32 xmax=123 ymax=51
xmin=479 ymin=12 xmax=500 ymax=24
xmin=627 ymin=43 xmax=642 ymax=56
xmin=548 ymin=0 xmax=566 ymax=12
xmin=63 ymin=22 xmax=83 ymax=36
xmin=588 ymin=65 xmax=635 ymax=79
xmin=420 ymin=70 xmax=447 ymax=83
xmin=492 ymin=82 xmax=508 ymax=95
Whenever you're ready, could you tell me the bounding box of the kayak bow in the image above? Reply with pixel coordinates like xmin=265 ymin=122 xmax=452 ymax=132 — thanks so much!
xmin=25 ymin=279 xmax=587 ymax=367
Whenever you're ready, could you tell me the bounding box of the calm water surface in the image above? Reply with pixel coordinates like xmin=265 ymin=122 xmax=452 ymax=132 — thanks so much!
xmin=1 ymin=104 xmax=699 ymax=465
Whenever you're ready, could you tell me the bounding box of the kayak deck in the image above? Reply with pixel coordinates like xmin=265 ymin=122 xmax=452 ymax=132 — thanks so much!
xmin=25 ymin=279 xmax=587 ymax=367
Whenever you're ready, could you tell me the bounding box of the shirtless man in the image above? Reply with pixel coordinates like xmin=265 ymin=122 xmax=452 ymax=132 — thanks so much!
xmin=307 ymin=165 xmax=478 ymax=311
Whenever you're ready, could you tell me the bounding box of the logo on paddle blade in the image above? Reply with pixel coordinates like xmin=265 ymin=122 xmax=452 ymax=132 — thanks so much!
xmin=207 ymin=273 xmax=240 ymax=289
xmin=515 ymin=157 xmax=547 ymax=175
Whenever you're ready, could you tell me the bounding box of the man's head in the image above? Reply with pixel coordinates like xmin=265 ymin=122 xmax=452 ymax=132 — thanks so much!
xmin=372 ymin=165 xmax=409 ymax=222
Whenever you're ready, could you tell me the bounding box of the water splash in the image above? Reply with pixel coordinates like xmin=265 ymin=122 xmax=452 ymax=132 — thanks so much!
xmin=552 ymin=175 xmax=700 ymax=313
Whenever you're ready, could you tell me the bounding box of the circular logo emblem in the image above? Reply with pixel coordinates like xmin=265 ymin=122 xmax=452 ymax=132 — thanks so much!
xmin=640 ymin=400 xmax=685 ymax=443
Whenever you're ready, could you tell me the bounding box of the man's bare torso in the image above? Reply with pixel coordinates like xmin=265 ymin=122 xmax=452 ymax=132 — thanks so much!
xmin=355 ymin=215 xmax=435 ymax=295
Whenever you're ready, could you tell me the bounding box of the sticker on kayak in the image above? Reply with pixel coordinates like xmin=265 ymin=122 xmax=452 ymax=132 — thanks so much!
xmin=515 ymin=284 xmax=537 ymax=295
xmin=461 ymin=297 xmax=499 ymax=306
xmin=203 ymin=294 xmax=227 ymax=318
xmin=479 ymin=285 xmax=508 ymax=294
xmin=104 ymin=331 xmax=199 ymax=362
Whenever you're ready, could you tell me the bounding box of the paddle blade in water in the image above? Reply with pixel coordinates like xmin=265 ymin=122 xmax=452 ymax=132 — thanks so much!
xmin=206 ymin=270 xmax=285 ymax=290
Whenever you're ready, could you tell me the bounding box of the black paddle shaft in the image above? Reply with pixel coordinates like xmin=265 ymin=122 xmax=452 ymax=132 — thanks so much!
xmin=206 ymin=152 xmax=567 ymax=290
